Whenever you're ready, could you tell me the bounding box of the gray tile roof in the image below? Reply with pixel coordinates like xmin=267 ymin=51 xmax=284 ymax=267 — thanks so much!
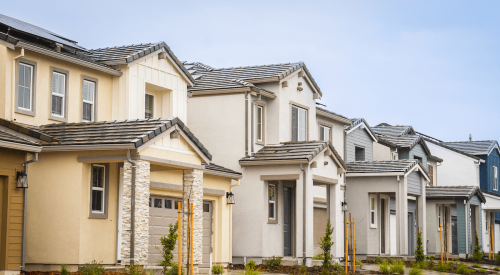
xmin=346 ymin=159 xmax=430 ymax=179
xmin=203 ymin=163 xmax=242 ymax=176
xmin=372 ymin=124 xmax=416 ymax=136
xmin=0 ymin=118 xmax=57 ymax=143
xmin=184 ymin=61 xmax=322 ymax=96
xmin=240 ymin=141 xmax=346 ymax=169
xmin=344 ymin=118 xmax=378 ymax=141
xmin=38 ymin=118 xmax=212 ymax=160
xmin=316 ymin=107 xmax=353 ymax=125
xmin=418 ymin=134 xmax=480 ymax=161
xmin=441 ymin=140 xmax=500 ymax=156
xmin=426 ymin=186 xmax=486 ymax=203
xmin=89 ymin=42 xmax=195 ymax=84
xmin=0 ymin=13 xmax=85 ymax=50
xmin=0 ymin=129 xmax=40 ymax=147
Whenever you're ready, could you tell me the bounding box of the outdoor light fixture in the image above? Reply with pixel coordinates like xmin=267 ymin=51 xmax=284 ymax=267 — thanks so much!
xmin=226 ymin=192 xmax=235 ymax=204
xmin=341 ymin=201 xmax=348 ymax=212
xmin=16 ymin=171 xmax=27 ymax=188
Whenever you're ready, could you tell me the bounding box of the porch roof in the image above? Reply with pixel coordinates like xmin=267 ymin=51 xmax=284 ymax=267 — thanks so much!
xmin=346 ymin=159 xmax=430 ymax=179
xmin=426 ymin=186 xmax=486 ymax=203
xmin=203 ymin=163 xmax=242 ymax=179
xmin=239 ymin=141 xmax=346 ymax=169
xmin=0 ymin=129 xmax=41 ymax=152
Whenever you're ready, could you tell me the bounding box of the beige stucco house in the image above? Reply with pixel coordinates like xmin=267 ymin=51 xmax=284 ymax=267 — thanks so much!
xmin=0 ymin=13 xmax=240 ymax=274
xmin=185 ymin=62 xmax=346 ymax=265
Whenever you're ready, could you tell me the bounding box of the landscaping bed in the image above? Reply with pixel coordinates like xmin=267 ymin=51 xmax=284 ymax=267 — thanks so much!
xmin=26 ymin=272 xmax=123 ymax=275
xmin=229 ymin=264 xmax=363 ymax=275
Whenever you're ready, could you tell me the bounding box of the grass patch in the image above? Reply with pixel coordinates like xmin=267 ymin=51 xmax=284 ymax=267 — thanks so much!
xmin=472 ymin=263 xmax=480 ymax=268
xmin=494 ymin=267 xmax=500 ymax=271
xmin=389 ymin=261 xmax=405 ymax=274
xmin=375 ymin=257 xmax=383 ymax=264
xmin=478 ymin=268 xmax=487 ymax=273
xmin=456 ymin=264 xmax=473 ymax=274
xmin=409 ymin=268 xmax=423 ymax=275
xmin=379 ymin=264 xmax=390 ymax=274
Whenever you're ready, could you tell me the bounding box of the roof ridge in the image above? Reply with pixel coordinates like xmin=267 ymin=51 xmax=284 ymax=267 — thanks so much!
xmin=90 ymin=42 xmax=155 ymax=51
xmin=39 ymin=117 xmax=170 ymax=128
xmin=210 ymin=62 xmax=300 ymax=71
xmin=443 ymin=140 xmax=496 ymax=143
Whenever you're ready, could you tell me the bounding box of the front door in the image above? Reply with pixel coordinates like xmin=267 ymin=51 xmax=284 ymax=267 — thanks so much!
xmin=381 ymin=199 xmax=386 ymax=254
xmin=284 ymin=186 xmax=292 ymax=256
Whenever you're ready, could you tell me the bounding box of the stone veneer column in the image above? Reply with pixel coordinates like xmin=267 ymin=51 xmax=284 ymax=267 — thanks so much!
xmin=122 ymin=160 xmax=150 ymax=265
xmin=182 ymin=169 xmax=203 ymax=271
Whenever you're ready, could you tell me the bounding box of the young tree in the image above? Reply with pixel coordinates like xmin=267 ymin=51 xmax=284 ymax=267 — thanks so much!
xmin=473 ymin=230 xmax=483 ymax=263
xmin=319 ymin=218 xmax=334 ymax=268
xmin=156 ymin=221 xmax=179 ymax=274
xmin=414 ymin=228 xmax=425 ymax=263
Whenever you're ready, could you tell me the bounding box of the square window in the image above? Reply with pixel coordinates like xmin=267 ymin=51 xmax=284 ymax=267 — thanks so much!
xmin=154 ymin=198 xmax=162 ymax=208
xmin=320 ymin=125 xmax=331 ymax=141
xmin=165 ymin=200 xmax=172 ymax=209
xmin=355 ymin=146 xmax=365 ymax=161
xmin=203 ymin=204 xmax=210 ymax=212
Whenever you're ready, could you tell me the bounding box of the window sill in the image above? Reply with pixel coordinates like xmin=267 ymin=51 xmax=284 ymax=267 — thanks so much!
xmin=49 ymin=114 xmax=68 ymax=123
xmin=15 ymin=109 xmax=35 ymax=117
xmin=256 ymin=140 xmax=265 ymax=146
xmin=268 ymin=219 xmax=278 ymax=224
xmin=370 ymin=224 xmax=377 ymax=229
xmin=89 ymin=213 xmax=108 ymax=219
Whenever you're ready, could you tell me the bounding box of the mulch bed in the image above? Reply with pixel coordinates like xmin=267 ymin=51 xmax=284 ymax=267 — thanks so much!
xmin=361 ymin=260 xmax=498 ymax=275
xmin=26 ymin=273 xmax=122 ymax=275
xmin=229 ymin=264 xmax=363 ymax=275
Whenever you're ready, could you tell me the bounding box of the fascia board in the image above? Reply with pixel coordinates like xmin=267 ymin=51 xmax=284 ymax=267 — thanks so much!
xmin=346 ymin=172 xmax=404 ymax=177
xmin=41 ymin=144 xmax=135 ymax=152
xmin=0 ymin=140 xmax=41 ymax=152
xmin=239 ymin=160 xmax=307 ymax=166
xmin=346 ymin=122 xmax=377 ymax=142
xmin=203 ymin=169 xmax=243 ymax=179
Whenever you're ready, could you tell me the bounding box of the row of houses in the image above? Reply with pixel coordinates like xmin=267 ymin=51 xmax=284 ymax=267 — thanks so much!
xmin=0 ymin=13 xmax=499 ymax=274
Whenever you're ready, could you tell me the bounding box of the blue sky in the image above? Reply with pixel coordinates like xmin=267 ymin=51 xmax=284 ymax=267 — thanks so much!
xmin=3 ymin=0 xmax=499 ymax=142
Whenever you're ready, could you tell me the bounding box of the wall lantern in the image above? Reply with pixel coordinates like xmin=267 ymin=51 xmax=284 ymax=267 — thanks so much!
xmin=341 ymin=201 xmax=348 ymax=212
xmin=226 ymin=192 xmax=235 ymax=205
xmin=16 ymin=171 xmax=28 ymax=188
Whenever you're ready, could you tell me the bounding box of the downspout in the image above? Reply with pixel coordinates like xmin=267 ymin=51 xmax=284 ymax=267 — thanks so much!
xmin=126 ymin=150 xmax=136 ymax=265
xmin=12 ymin=48 xmax=25 ymax=120
xmin=21 ymin=152 xmax=38 ymax=275
xmin=301 ymin=163 xmax=307 ymax=263
xmin=245 ymin=92 xmax=248 ymax=156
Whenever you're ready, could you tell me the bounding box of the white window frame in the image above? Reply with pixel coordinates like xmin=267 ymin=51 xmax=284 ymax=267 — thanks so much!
xmin=269 ymin=183 xmax=276 ymax=221
xmin=370 ymin=194 xmax=377 ymax=228
xmin=320 ymin=125 xmax=331 ymax=141
xmin=51 ymin=72 xmax=66 ymax=117
xmin=145 ymin=93 xmax=154 ymax=119
xmin=292 ymin=105 xmax=308 ymax=141
xmin=494 ymin=166 xmax=498 ymax=191
xmin=18 ymin=63 xmax=34 ymax=111
xmin=82 ymin=80 xmax=95 ymax=122
xmin=257 ymin=105 xmax=263 ymax=142
xmin=91 ymin=164 xmax=106 ymax=214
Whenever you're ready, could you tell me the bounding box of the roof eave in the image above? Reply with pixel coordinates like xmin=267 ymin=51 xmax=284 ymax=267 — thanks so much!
xmin=316 ymin=110 xmax=353 ymax=125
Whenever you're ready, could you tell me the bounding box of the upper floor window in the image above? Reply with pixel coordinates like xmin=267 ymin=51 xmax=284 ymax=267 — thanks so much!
xmin=89 ymin=164 xmax=108 ymax=219
xmin=292 ymin=105 xmax=307 ymax=142
xmin=414 ymin=155 xmax=423 ymax=163
xmin=256 ymin=104 xmax=266 ymax=144
xmin=16 ymin=59 xmax=37 ymax=116
xmin=355 ymin=146 xmax=365 ymax=161
xmin=320 ymin=125 xmax=331 ymax=141
xmin=50 ymin=67 xmax=69 ymax=122
xmin=82 ymin=79 xmax=96 ymax=122
xmin=145 ymin=94 xmax=154 ymax=119
xmin=493 ymin=166 xmax=498 ymax=191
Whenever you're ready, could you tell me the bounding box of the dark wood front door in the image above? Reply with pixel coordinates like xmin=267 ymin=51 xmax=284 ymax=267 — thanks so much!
xmin=284 ymin=186 xmax=292 ymax=256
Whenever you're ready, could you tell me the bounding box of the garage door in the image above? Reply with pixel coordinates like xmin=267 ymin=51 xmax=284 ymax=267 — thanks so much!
xmin=313 ymin=208 xmax=327 ymax=256
xmin=148 ymin=196 xmax=213 ymax=268
xmin=390 ymin=214 xmax=397 ymax=255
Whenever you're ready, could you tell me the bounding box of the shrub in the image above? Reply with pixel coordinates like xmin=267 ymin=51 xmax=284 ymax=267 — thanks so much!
xmin=478 ymin=268 xmax=487 ymax=273
xmin=81 ymin=261 xmax=105 ymax=275
xmin=494 ymin=267 xmax=500 ymax=271
xmin=496 ymin=251 xmax=500 ymax=265
xmin=244 ymin=261 xmax=260 ymax=275
xmin=379 ymin=264 xmax=390 ymax=274
xmin=246 ymin=261 xmax=256 ymax=270
xmin=355 ymin=260 xmax=363 ymax=269
xmin=456 ymin=264 xmax=472 ymax=274
xmin=265 ymin=256 xmax=282 ymax=268
xmin=427 ymin=256 xmax=435 ymax=261
xmin=61 ymin=264 xmax=69 ymax=275
xmin=374 ymin=257 xmax=383 ymax=264
xmin=319 ymin=218 xmax=335 ymax=268
xmin=212 ymin=265 xmax=224 ymax=274
xmin=332 ymin=262 xmax=343 ymax=271
xmin=312 ymin=254 xmax=324 ymax=260
xmin=156 ymin=222 xmax=179 ymax=273
xmin=300 ymin=263 xmax=307 ymax=274
xmin=473 ymin=230 xmax=484 ymax=263
xmin=387 ymin=258 xmax=393 ymax=264
xmin=165 ymin=263 xmax=185 ymax=275
xmin=472 ymin=263 xmax=480 ymax=268
xmin=409 ymin=268 xmax=422 ymax=275
xmin=415 ymin=229 xmax=425 ymax=264
xmin=412 ymin=262 xmax=428 ymax=269
xmin=321 ymin=267 xmax=329 ymax=275
xmin=390 ymin=261 xmax=405 ymax=274
xmin=123 ymin=265 xmax=147 ymax=275
xmin=434 ymin=262 xmax=451 ymax=272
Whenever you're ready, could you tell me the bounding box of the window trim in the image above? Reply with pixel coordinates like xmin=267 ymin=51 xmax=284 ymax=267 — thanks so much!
xmin=145 ymin=93 xmax=155 ymax=119
xmin=256 ymin=102 xmax=266 ymax=145
xmin=318 ymin=123 xmax=332 ymax=142
xmin=89 ymin=163 xmax=109 ymax=219
xmin=290 ymin=102 xmax=309 ymax=142
xmin=493 ymin=166 xmax=498 ymax=191
xmin=370 ymin=194 xmax=377 ymax=229
xmin=49 ymin=67 xmax=69 ymax=122
xmin=268 ymin=182 xmax=278 ymax=224
xmin=15 ymin=58 xmax=37 ymax=116
xmin=81 ymin=75 xmax=98 ymax=122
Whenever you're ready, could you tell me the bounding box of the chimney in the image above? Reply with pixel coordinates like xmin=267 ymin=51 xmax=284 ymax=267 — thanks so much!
xmin=469 ymin=134 xmax=472 ymax=141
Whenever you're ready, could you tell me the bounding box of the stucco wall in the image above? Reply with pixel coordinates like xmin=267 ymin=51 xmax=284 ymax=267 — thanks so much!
xmin=373 ymin=142 xmax=392 ymax=161
xmin=427 ymin=143 xmax=479 ymax=187
xmin=1 ymin=46 xmax=114 ymax=125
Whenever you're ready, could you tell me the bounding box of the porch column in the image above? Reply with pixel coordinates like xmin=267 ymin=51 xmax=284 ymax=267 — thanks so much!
xmin=182 ymin=169 xmax=203 ymax=273
xmin=327 ymin=183 xmax=342 ymax=258
xmin=122 ymin=160 xmax=151 ymax=265
xmin=396 ymin=176 xmax=408 ymax=255
xmin=417 ymin=175 xmax=427 ymax=254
